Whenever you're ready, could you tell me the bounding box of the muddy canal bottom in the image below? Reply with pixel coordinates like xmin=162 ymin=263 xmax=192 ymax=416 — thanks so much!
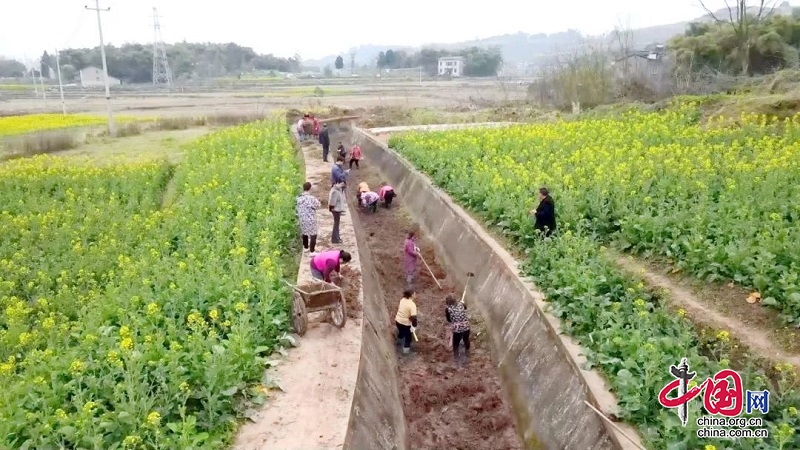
xmin=347 ymin=161 xmax=521 ymax=449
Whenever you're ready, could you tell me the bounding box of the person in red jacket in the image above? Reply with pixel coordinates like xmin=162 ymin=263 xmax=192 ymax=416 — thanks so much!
xmin=309 ymin=249 xmax=352 ymax=283
xmin=349 ymin=144 xmax=363 ymax=169
xmin=312 ymin=116 xmax=321 ymax=140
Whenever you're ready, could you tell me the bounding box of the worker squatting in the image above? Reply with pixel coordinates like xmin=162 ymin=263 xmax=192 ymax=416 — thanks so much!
xmin=294 ymin=131 xmax=558 ymax=365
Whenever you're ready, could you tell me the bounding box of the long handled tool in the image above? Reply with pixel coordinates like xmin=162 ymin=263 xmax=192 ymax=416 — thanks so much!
xmin=460 ymin=272 xmax=475 ymax=303
xmin=416 ymin=246 xmax=443 ymax=290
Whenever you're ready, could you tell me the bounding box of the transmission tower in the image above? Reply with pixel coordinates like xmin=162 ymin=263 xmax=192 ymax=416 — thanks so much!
xmin=152 ymin=7 xmax=172 ymax=86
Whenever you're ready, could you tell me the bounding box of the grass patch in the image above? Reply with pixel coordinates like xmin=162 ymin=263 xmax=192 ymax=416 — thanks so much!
xmin=2 ymin=130 xmax=81 ymax=159
xmin=53 ymin=128 xmax=212 ymax=165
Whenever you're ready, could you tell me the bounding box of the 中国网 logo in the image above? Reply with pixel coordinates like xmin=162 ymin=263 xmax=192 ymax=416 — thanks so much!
xmin=658 ymin=358 xmax=770 ymax=425
xmin=658 ymin=358 xmax=771 ymax=439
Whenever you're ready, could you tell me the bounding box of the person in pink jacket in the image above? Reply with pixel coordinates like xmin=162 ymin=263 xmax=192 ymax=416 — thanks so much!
xmin=378 ymin=182 xmax=395 ymax=209
xmin=403 ymin=231 xmax=419 ymax=289
xmin=310 ymin=249 xmax=352 ymax=283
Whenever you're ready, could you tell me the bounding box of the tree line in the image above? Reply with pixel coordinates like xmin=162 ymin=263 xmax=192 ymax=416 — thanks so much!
xmin=376 ymin=46 xmax=503 ymax=76
xmin=1 ymin=42 xmax=301 ymax=84
xmin=670 ymin=5 xmax=800 ymax=76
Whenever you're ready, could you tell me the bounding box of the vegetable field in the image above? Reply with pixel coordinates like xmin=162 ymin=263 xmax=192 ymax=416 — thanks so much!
xmin=0 ymin=113 xmax=142 ymax=137
xmin=0 ymin=120 xmax=300 ymax=449
xmin=389 ymin=103 xmax=800 ymax=449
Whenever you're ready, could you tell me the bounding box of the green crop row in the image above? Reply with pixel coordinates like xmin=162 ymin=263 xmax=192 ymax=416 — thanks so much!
xmin=389 ymin=104 xmax=800 ymax=449
xmin=0 ymin=120 xmax=301 ymax=449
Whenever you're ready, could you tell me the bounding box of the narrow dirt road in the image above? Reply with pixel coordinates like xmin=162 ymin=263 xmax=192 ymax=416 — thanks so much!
xmin=615 ymin=254 xmax=800 ymax=370
xmin=233 ymin=138 xmax=363 ymax=449
xmin=346 ymin=150 xmax=522 ymax=449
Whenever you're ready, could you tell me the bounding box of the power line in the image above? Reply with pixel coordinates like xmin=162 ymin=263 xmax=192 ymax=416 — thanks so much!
xmin=85 ymin=0 xmax=115 ymax=136
xmin=61 ymin=10 xmax=88 ymax=49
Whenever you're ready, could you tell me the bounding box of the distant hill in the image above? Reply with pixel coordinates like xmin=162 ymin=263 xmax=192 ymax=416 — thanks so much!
xmin=305 ymin=2 xmax=795 ymax=68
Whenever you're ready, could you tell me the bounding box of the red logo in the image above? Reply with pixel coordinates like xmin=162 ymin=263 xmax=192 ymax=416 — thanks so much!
xmin=658 ymin=358 xmax=744 ymax=426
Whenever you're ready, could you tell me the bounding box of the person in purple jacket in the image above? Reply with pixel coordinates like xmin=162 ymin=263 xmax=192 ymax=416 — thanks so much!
xmin=403 ymin=231 xmax=419 ymax=289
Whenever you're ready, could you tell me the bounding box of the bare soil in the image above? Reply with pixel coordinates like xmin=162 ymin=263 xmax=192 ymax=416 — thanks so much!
xmin=346 ymin=153 xmax=521 ymax=450
xmin=340 ymin=264 xmax=363 ymax=319
xmin=615 ymin=254 xmax=800 ymax=370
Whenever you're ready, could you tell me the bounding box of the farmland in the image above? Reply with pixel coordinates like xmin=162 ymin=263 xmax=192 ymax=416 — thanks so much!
xmin=0 ymin=113 xmax=143 ymax=137
xmin=0 ymin=120 xmax=300 ymax=448
xmin=2 ymin=75 xmax=799 ymax=449
xmin=389 ymin=100 xmax=800 ymax=449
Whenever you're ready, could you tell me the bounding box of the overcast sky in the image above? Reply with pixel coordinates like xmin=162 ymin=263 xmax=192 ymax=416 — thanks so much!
xmin=0 ymin=1 xmax=747 ymax=64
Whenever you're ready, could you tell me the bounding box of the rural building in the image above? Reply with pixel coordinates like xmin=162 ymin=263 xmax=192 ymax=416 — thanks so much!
xmin=613 ymin=44 xmax=672 ymax=95
xmin=79 ymin=66 xmax=121 ymax=87
xmin=437 ymin=56 xmax=466 ymax=77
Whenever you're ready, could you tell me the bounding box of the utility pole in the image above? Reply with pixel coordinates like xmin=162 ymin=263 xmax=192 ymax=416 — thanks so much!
xmin=151 ymin=7 xmax=172 ymax=86
xmin=36 ymin=67 xmax=47 ymax=109
xmin=55 ymin=48 xmax=67 ymax=115
xmin=86 ymin=0 xmax=115 ymax=136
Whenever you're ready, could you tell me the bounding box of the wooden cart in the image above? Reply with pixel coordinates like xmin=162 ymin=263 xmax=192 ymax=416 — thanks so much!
xmin=286 ymin=279 xmax=347 ymax=336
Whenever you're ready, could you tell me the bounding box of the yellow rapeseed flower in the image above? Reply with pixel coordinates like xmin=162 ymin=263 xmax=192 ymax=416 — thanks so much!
xmin=145 ymin=411 xmax=161 ymax=426
xmin=146 ymin=302 xmax=161 ymax=315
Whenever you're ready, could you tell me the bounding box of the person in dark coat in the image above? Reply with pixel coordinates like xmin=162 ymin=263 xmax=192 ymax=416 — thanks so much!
xmin=319 ymin=124 xmax=331 ymax=162
xmin=530 ymin=187 xmax=556 ymax=237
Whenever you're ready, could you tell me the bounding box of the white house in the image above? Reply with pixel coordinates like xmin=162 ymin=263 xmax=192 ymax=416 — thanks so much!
xmin=437 ymin=56 xmax=466 ymax=77
xmin=79 ymin=66 xmax=121 ymax=87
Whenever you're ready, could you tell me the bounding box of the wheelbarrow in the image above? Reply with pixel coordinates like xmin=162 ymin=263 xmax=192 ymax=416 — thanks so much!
xmin=283 ymin=279 xmax=347 ymax=336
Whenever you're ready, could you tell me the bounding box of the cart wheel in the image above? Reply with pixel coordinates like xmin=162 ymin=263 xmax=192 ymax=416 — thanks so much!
xmin=292 ymin=292 xmax=308 ymax=336
xmin=330 ymin=296 xmax=347 ymax=328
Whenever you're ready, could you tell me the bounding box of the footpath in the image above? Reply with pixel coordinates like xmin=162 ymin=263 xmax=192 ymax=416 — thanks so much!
xmin=233 ymin=139 xmax=364 ymax=449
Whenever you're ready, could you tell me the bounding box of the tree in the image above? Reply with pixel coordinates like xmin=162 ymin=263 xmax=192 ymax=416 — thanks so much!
xmin=374 ymin=46 xmax=502 ymax=76
xmin=385 ymin=49 xmax=396 ymax=67
xmin=530 ymin=42 xmax=614 ymax=110
xmin=0 ymin=58 xmax=26 ymax=77
xmin=463 ymin=46 xmax=503 ymax=76
xmin=51 ymin=42 xmax=301 ymax=83
xmin=670 ymin=9 xmax=800 ymax=77
xmin=334 ymin=55 xmax=344 ymax=70
xmin=698 ymin=0 xmax=779 ymax=75
xmin=40 ymin=51 xmax=52 ymax=78
xmin=323 ymin=65 xmax=333 ymax=77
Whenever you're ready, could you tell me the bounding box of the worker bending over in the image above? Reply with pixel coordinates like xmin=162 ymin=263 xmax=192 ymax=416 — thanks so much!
xmin=360 ymin=190 xmax=379 ymax=213
xmin=378 ymin=182 xmax=395 ymax=208
xmin=395 ymin=289 xmax=418 ymax=355
xmin=356 ymin=181 xmax=370 ymax=204
xmin=310 ymin=249 xmax=352 ymax=283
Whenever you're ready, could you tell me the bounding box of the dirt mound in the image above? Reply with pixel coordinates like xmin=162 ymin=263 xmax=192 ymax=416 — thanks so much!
xmin=339 ymin=265 xmax=363 ymax=319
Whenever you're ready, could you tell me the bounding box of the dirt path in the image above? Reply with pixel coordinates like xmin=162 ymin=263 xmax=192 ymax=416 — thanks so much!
xmin=233 ymin=139 xmax=363 ymax=450
xmin=615 ymin=254 xmax=800 ymax=369
xmin=347 ymin=152 xmax=521 ymax=449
